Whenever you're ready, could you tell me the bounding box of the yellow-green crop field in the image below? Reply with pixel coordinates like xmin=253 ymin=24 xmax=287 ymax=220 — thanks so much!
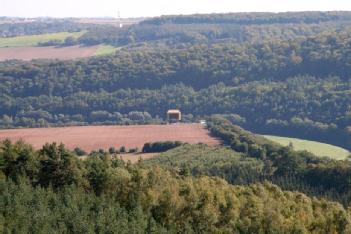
xmin=0 ymin=31 xmax=86 ymax=48
xmin=264 ymin=135 xmax=350 ymax=160
xmin=95 ymin=44 xmax=118 ymax=56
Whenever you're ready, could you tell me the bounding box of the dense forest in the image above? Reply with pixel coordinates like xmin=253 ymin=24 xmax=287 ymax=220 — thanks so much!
xmin=141 ymin=12 xmax=351 ymax=25
xmin=74 ymin=12 xmax=351 ymax=47
xmin=1 ymin=26 xmax=350 ymax=149
xmin=2 ymin=139 xmax=351 ymax=233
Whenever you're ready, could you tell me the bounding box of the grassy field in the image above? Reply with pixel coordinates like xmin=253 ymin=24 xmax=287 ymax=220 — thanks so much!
xmin=95 ymin=44 xmax=118 ymax=56
xmin=0 ymin=31 xmax=86 ymax=48
xmin=264 ymin=135 xmax=350 ymax=160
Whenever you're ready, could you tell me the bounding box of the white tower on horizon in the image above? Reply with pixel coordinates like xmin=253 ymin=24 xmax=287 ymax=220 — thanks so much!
xmin=117 ymin=10 xmax=123 ymax=28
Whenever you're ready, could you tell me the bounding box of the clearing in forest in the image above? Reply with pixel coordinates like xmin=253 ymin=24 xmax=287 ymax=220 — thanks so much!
xmin=264 ymin=135 xmax=350 ymax=160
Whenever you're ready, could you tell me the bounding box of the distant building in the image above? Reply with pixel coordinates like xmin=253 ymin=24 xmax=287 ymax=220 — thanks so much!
xmin=167 ymin=109 xmax=181 ymax=122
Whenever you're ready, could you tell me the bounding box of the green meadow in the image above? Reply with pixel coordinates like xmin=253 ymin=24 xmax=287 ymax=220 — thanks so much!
xmin=95 ymin=44 xmax=118 ymax=56
xmin=264 ymin=135 xmax=350 ymax=160
xmin=0 ymin=31 xmax=86 ymax=48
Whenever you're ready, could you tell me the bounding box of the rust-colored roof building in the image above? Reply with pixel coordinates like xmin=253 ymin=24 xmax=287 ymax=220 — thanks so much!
xmin=167 ymin=109 xmax=181 ymax=122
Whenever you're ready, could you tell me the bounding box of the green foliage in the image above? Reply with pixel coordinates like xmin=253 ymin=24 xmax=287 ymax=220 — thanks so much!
xmin=142 ymin=141 xmax=183 ymax=153
xmin=79 ymin=12 xmax=351 ymax=47
xmin=73 ymin=147 xmax=87 ymax=156
xmin=95 ymin=44 xmax=118 ymax=56
xmin=1 ymin=140 xmax=351 ymax=233
xmin=1 ymin=31 xmax=351 ymax=149
xmin=205 ymin=117 xmax=351 ymax=206
xmin=108 ymin=146 xmax=116 ymax=154
xmin=0 ymin=139 xmax=37 ymax=182
xmin=142 ymin=12 xmax=351 ymax=25
xmin=128 ymin=147 xmax=139 ymax=153
xmin=145 ymin=144 xmax=265 ymax=184
xmin=37 ymin=143 xmax=84 ymax=189
xmin=119 ymin=146 xmax=126 ymax=153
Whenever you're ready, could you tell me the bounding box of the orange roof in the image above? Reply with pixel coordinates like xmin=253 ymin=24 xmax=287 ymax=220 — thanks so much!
xmin=167 ymin=109 xmax=181 ymax=114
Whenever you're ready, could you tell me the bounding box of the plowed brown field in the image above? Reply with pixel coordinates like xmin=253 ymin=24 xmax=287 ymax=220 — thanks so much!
xmin=0 ymin=45 xmax=99 ymax=61
xmin=0 ymin=124 xmax=220 ymax=152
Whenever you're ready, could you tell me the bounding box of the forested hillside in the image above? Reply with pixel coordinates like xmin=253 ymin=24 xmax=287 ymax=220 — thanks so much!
xmin=1 ymin=25 xmax=350 ymax=149
xmin=1 ymin=140 xmax=351 ymax=233
xmin=78 ymin=12 xmax=351 ymax=46
xmin=3 ymin=11 xmax=351 ymax=234
xmin=146 ymin=117 xmax=351 ymax=206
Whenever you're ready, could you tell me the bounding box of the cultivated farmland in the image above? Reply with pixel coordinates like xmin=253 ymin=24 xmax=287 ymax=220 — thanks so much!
xmin=0 ymin=31 xmax=86 ymax=47
xmin=0 ymin=124 xmax=220 ymax=152
xmin=0 ymin=31 xmax=119 ymax=61
xmin=0 ymin=45 xmax=100 ymax=61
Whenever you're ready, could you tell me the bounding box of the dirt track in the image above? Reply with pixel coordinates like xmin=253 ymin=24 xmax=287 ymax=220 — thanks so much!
xmin=0 ymin=124 xmax=220 ymax=152
xmin=0 ymin=45 xmax=99 ymax=61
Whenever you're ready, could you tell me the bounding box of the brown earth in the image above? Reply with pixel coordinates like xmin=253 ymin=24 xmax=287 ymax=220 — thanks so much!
xmin=0 ymin=45 xmax=99 ymax=61
xmin=0 ymin=124 xmax=220 ymax=152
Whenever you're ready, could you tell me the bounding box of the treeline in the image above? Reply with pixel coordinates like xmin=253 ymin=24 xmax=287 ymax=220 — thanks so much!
xmin=77 ymin=21 xmax=349 ymax=47
xmin=0 ymin=20 xmax=91 ymax=38
xmin=75 ymin=12 xmax=351 ymax=47
xmin=0 ymin=110 xmax=161 ymax=128
xmin=142 ymin=141 xmax=183 ymax=153
xmin=74 ymin=13 xmax=351 ymax=48
xmin=142 ymin=11 xmax=351 ymax=25
xmin=202 ymin=117 xmax=351 ymax=206
xmin=1 ymin=140 xmax=351 ymax=233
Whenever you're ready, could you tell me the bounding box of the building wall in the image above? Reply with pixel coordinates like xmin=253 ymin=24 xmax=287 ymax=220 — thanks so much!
xmin=168 ymin=113 xmax=181 ymax=120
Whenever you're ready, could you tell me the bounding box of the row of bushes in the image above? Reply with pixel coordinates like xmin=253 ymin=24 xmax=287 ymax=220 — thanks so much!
xmin=73 ymin=146 xmax=139 ymax=156
xmin=73 ymin=141 xmax=182 ymax=156
xmin=142 ymin=141 xmax=184 ymax=153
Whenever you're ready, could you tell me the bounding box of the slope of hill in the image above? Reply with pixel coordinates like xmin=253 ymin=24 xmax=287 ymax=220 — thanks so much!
xmin=0 ymin=29 xmax=350 ymax=149
xmin=3 ymin=12 xmax=351 ymax=233
xmin=204 ymin=117 xmax=351 ymax=205
xmin=2 ymin=140 xmax=351 ymax=233
xmin=264 ymin=135 xmax=350 ymax=160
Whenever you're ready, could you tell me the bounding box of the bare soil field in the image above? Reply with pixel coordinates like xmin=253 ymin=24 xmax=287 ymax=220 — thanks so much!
xmin=0 ymin=45 xmax=99 ymax=61
xmin=0 ymin=124 xmax=220 ymax=152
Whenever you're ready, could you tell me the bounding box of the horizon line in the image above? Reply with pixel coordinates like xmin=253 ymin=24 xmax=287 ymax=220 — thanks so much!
xmin=1 ymin=10 xmax=351 ymax=19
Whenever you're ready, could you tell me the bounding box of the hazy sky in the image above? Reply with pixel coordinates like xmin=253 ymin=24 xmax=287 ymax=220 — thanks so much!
xmin=1 ymin=0 xmax=351 ymax=18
